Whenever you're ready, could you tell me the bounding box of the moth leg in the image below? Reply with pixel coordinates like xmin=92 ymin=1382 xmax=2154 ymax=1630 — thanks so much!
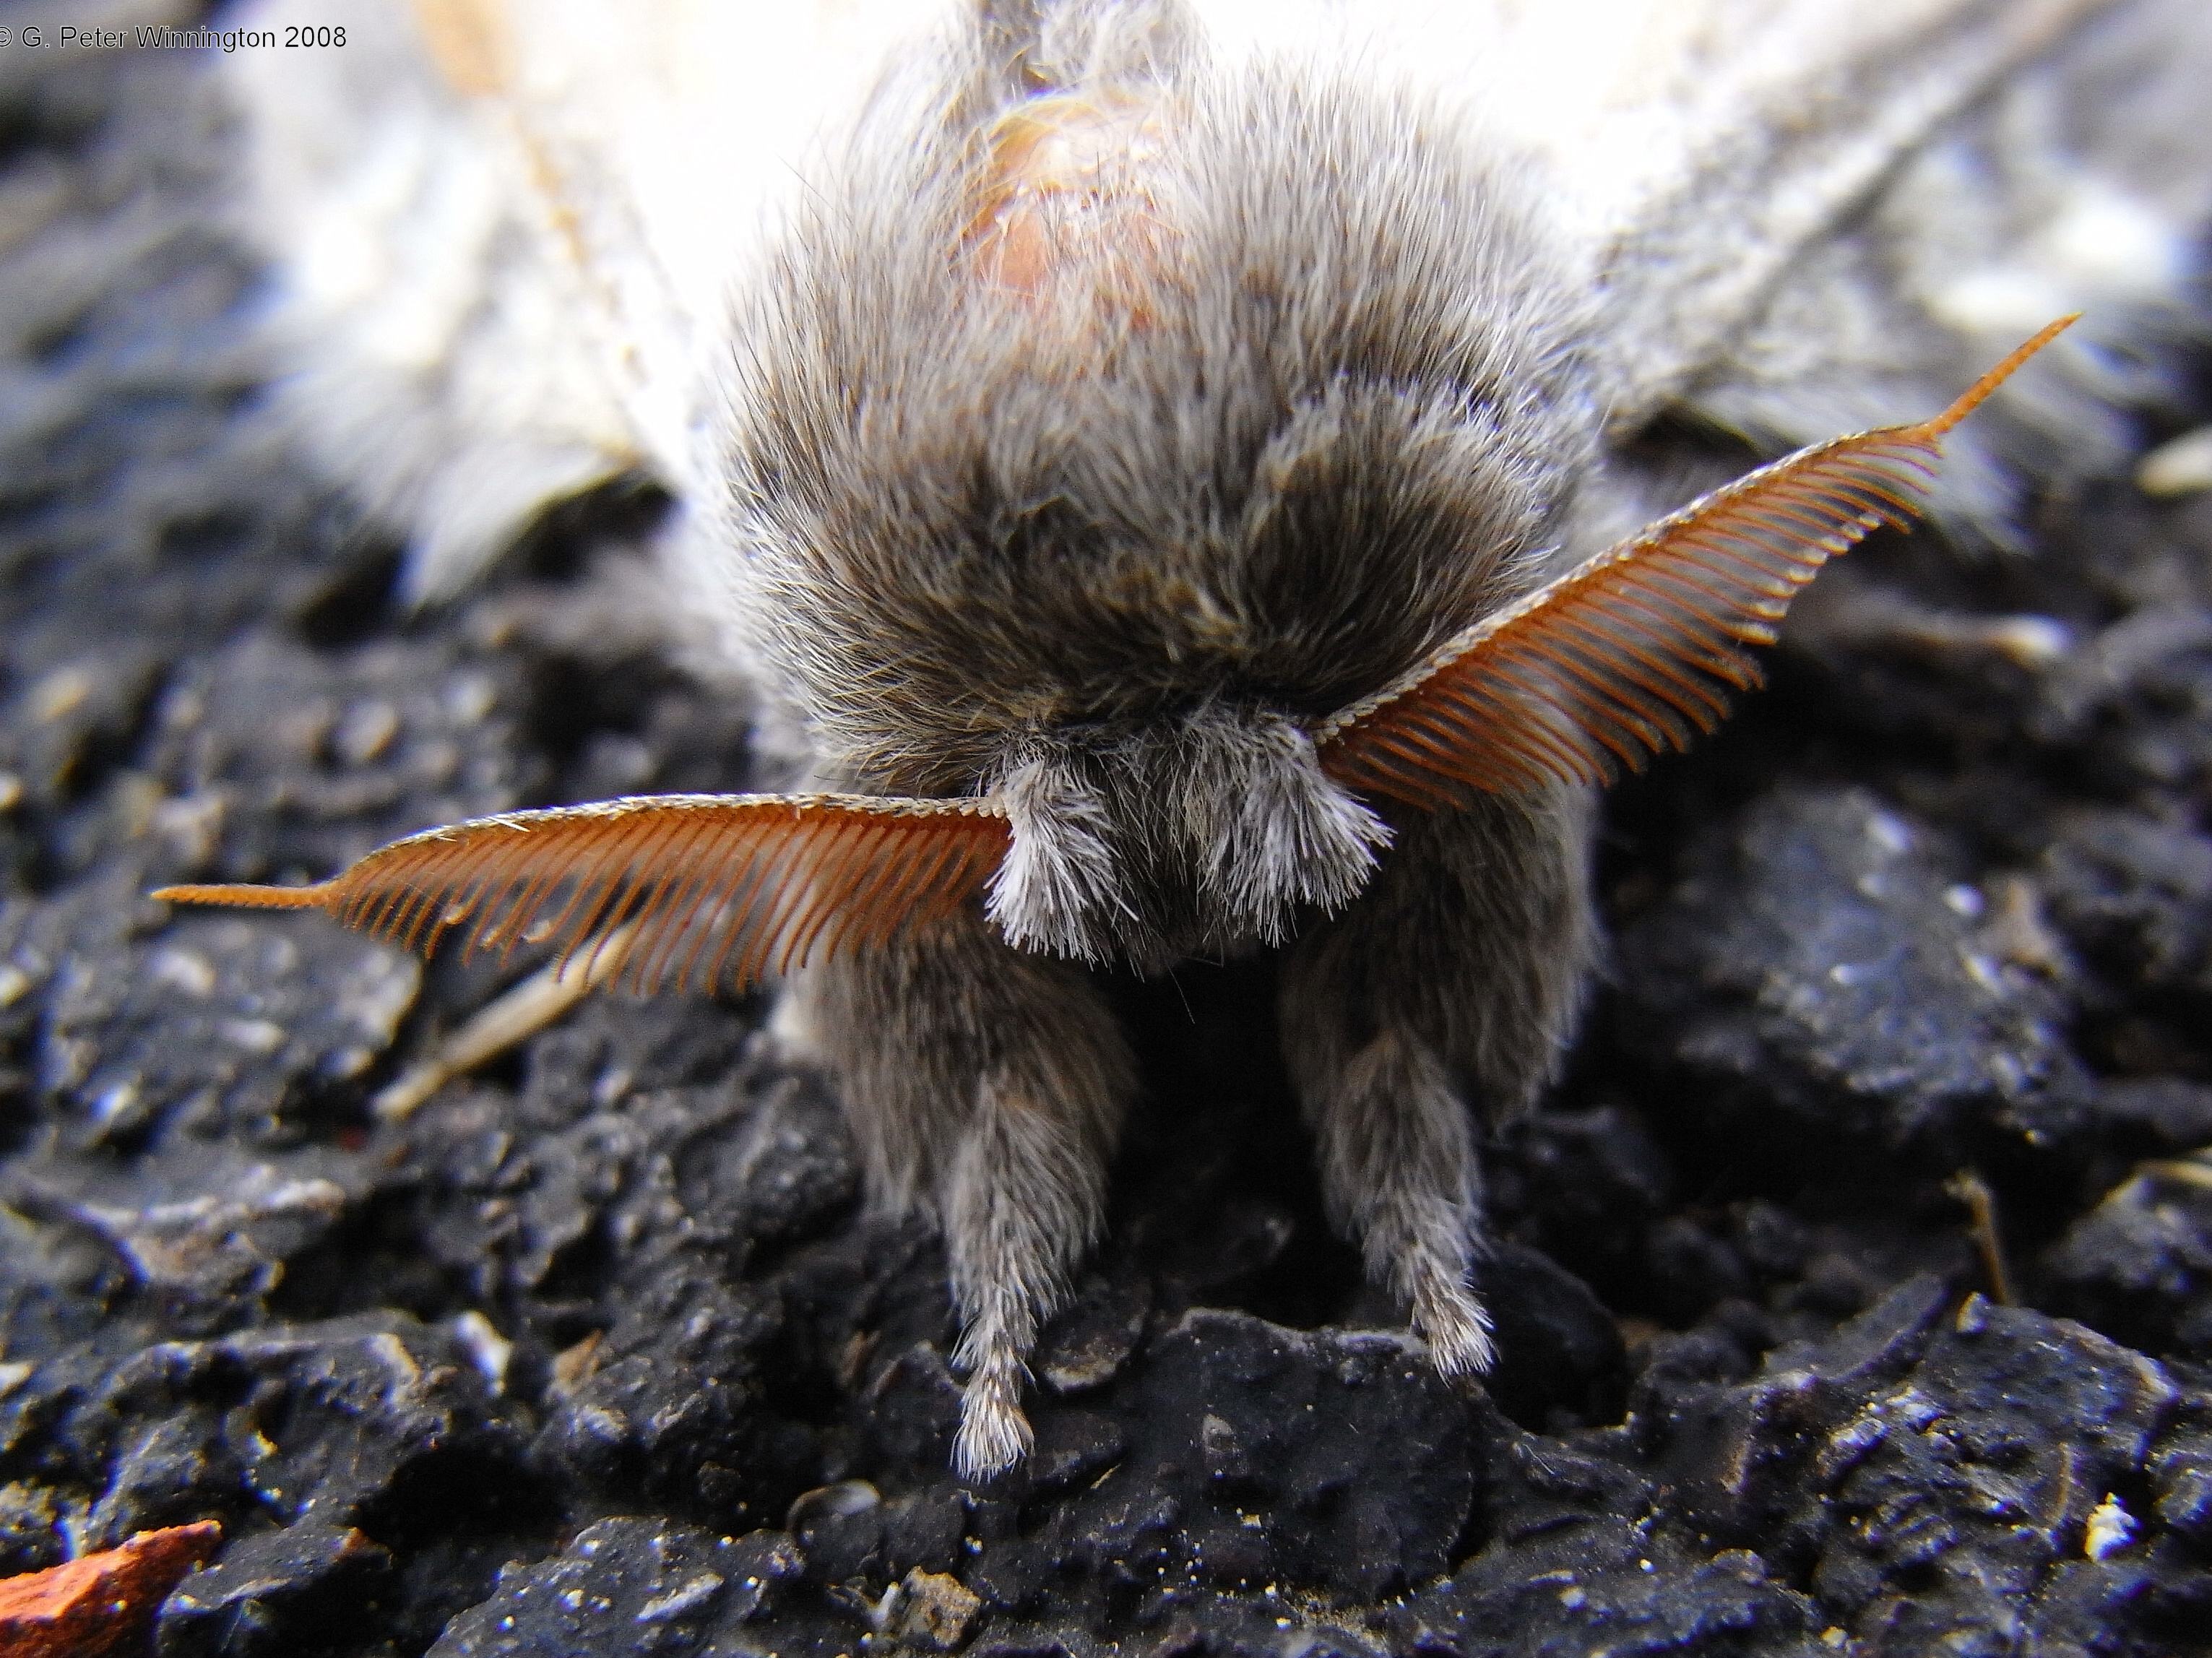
xmin=782 ymin=912 xmax=1133 ymax=1480
xmin=1278 ymin=785 xmax=1597 ymax=1374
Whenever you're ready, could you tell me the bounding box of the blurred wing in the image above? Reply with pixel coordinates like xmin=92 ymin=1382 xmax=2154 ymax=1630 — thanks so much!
xmin=1540 ymin=0 xmax=2120 ymax=426
xmin=1196 ymin=0 xmax=2208 ymax=546
xmin=1188 ymin=0 xmax=2116 ymax=414
xmin=405 ymin=0 xmax=952 ymax=493
xmin=226 ymin=0 xmax=949 ymax=595
xmin=1314 ymin=321 xmax=2073 ymax=811
xmin=155 ymin=793 xmax=1011 ymax=995
xmin=1664 ymin=0 xmax=2212 ymax=535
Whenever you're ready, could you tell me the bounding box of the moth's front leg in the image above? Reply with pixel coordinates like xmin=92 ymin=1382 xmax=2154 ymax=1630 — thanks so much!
xmin=784 ymin=913 xmax=1134 ymax=1480
xmin=1279 ymin=785 xmax=1597 ymax=1373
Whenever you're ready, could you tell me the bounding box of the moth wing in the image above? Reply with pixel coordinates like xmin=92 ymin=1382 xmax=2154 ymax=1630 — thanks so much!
xmin=1313 ymin=323 xmax=2073 ymax=808
xmin=225 ymin=0 xmax=946 ymax=597
xmin=153 ymin=793 xmax=1013 ymax=996
xmin=1502 ymin=0 xmax=2129 ymax=425
xmin=225 ymin=0 xmax=633 ymax=598
xmin=1665 ymin=0 xmax=2212 ymax=538
xmin=1191 ymin=0 xmax=2204 ymax=530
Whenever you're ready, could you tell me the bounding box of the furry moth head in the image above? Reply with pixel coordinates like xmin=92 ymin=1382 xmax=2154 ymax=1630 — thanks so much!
xmin=156 ymin=319 xmax=2073 ymax=975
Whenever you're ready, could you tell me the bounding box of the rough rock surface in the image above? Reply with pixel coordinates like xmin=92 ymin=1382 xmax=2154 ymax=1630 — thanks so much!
xmin=2 ymin=36 xmax=2211 ymax=1658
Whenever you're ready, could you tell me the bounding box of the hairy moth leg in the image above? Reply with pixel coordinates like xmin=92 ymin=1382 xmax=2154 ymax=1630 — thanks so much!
xmin=784 ymin=912 xmax=1133 ymax=1480
xmin=1279 ymin=785 xmax=1598 ymax=1373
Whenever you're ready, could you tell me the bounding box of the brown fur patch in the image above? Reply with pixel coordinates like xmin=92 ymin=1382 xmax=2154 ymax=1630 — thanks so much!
xmin=967 ymin=91 xmax=1175 ymax=329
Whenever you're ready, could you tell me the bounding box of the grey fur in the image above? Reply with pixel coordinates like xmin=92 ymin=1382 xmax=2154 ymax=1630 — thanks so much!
xmin=987 ymin=749 xmax=1132 ymax=963
xmin=722 ymin=51 xmax=1599 ymax=806
xmin=1172 ymin=706 xmax=1391 ymax=944
xmin=787 ymin=914 xmax=1133 ymax=1480
xmin=984 ymin=707 xmax=1393 ymax=965
xmin=1281 ymin=787 xmax=1599 ymax=1375
xmin=728 ymin=8 xmax=1608 ymax=1474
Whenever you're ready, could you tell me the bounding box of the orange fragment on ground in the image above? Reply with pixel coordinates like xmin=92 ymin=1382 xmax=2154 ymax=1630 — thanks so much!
xmin=0 ymin=1520 xmax=223 ymax=1658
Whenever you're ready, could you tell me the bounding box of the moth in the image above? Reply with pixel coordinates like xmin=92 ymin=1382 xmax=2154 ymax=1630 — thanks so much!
xmin=168 ymin=0 xmax=2211 ymax=1478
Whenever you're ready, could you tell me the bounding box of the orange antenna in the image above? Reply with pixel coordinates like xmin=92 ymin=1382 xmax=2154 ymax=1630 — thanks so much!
xmin=154 ymin=792 xmax=1012 ymax=995
xmin=1925 ymin=314 xmax=2078 ymax=439
xmin=1316 ymin=319 xmax=2076 ymax=808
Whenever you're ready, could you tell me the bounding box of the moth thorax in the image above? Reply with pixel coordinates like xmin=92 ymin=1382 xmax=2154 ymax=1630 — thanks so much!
xmin=984 ymin=707 xmax=1392 ymax=964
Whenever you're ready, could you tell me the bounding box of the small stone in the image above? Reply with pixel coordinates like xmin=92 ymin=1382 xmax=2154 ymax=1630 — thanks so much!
xmin=898 ymin=1568 xmax=982 ymax=1651
xmin=2042 ymin=1171 xmax=2212 ymax=1357
xmin=2137 ymin=424 xmax=2212 ymax=496
xmin=29 ymin=665 xmax=94 ymax=725
xmin=2082 ymin=1495 xmax=2135 ymax=1560
xmin=2153 ymin=1441 xmax=2212 ymax=1543
xmin=1126 ymin=1311 xmax=1487 ymax=1599
xmin=425 ymin=1519 xmax=799 ymax=1654
xmin=788 ymin=1481 xmax=886 ymax=1586
xmin=2096 ymin=1078 xmax=2212 ymax=1149
xmin=329 ymin=700 xmax=400 ymax=767
xmin=1478 ymin=1240 xmax=1627 ymax=1429
xmin=12 ymin=1147 xmax=355 ymax=1332
xmin=0 ymin=1483 xmax=66 ymax=1575
xmin=42 ymin=909 xmax=422 ymax=1144
xmin=634 ymin=1570 xmax=723 ymax=1623
xmin=1955 ymin=1292 xmax=1990 ymax=1336
xmin=550 ymin=1331 xmax=605 ymax=1396
xmin=1026 ymin=1409 xmax=1128 ymax=1495
xmin=1037 ymin=1276 xmax=1151 ymax=1394
xmin=449 ymin=1311 xmax=512 ymax=1394
xmin=1617 ymin=786 xmax=2093 ymax=1151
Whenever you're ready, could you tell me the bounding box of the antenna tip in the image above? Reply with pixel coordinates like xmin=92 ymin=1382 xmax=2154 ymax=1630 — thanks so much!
xmin=150 ymin=882 xmax=329 ymax=910
xmin=1926 ymin=314 xmax=2081 ymax=439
